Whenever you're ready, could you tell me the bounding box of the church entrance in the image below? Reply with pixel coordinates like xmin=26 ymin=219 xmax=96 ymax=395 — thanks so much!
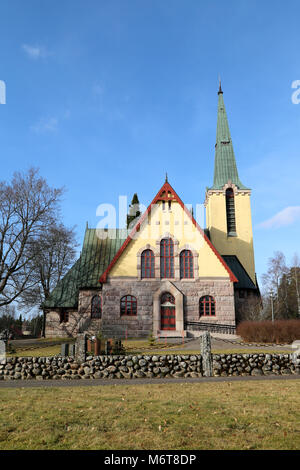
xmin=160 ymin=292 xmax=176 ymax=330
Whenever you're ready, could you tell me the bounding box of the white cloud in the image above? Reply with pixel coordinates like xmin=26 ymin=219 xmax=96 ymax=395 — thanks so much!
xmin=258 ymin=206 xmax=300 ymax=229
xmin=30 ymin=117 xmax=58 ymax=134
xmin=22 ymin=44 xmax=48 ymax=60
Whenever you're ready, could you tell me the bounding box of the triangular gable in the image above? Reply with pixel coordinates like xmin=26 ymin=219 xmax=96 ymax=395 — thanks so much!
xmin=99 ymin=180 xmax=238 ymax=283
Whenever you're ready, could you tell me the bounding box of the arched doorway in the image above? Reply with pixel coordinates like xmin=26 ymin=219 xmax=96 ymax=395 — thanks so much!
xmin=160 ymin=292 xmax=176 ymax=330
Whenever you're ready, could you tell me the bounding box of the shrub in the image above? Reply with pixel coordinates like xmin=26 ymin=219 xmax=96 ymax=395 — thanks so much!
xmin=147 ymin=332 xmax=156 ymax=347
xmin=237 ymin=319 xmax=300 ymax=344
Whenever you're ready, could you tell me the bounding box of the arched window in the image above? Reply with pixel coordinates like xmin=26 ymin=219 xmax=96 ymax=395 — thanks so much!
xmin=91 ymin=295 xmax=102 ymax=318
xmin=161 ymin=292 xmax=175 ymax=305
xmin=180 ymin=250 xmax=194 ymax=279
xmin=120 ymin=295 xmax=137 ymax=316
xmin=199 ymin=296 xmax=216 ymax=317
xmin=141 ymin=249 xmax=155 ymax=279
xmin=226 ymin=188 xmax=236 ymax=236
xmin=160 ymin=238 xmax=174 ymax=278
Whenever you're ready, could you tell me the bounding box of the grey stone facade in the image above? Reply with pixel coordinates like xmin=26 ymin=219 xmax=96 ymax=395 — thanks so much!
xmin=45 ymin=276 xmax=235 ymax=338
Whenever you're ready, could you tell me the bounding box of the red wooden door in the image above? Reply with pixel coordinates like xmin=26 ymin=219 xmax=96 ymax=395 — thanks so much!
xmin=161 ymin=306 xmax=176 ymax=330
xmin=160 ymin=292 xmax=176 ymax=330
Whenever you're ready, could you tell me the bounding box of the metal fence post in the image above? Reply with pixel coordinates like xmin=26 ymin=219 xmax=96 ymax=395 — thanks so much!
xmin=200 ymin=331 xmax=213 ymax=377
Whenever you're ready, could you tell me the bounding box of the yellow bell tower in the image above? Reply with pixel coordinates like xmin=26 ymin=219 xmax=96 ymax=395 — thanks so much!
xmin=205 ymin=83 xmax=257 ymax=288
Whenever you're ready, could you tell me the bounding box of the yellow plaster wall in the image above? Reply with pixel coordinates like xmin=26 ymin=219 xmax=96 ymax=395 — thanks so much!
xmin=109 ymin=201 xmax=230 ymax=279
xmin=206 ymin=192 xmax=256 ymax=284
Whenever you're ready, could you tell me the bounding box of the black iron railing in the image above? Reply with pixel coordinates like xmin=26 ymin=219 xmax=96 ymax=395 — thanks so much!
xmin=185 ymin=321 xmax=236 ymax=335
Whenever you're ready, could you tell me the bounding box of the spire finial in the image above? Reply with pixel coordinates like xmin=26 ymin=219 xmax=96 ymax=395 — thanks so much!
xmin=218 ymin=75 xmax=223 ymax=95
xmin=165 ymin=172 xmax=168 ymax=183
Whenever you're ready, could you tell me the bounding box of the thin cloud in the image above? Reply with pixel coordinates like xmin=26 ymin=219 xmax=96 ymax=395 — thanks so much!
xmin=258 ymin=206 xmax=300 ymax=229
xmin=22 ymin=44 xmax=48 ymax=60
xmin=30 ymin=117 xmax=58 ymax=134
xmin=93 ymin=82 xmax=105 ymax=96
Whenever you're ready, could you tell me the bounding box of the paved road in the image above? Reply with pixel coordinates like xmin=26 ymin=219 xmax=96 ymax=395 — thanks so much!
xmin=0 ymin=374 xmax=299 ymax=389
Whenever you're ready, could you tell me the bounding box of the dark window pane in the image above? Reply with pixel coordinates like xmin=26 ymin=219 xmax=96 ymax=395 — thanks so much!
xmin=141 ymin=249 xmax=155 ymax=279
xmin=180 ymin=250 xmax=194 ymax=279
xmin=91 ymin=295 xmax=102 ymax=318
xmin=160 ymin=238 xmax=174 ymax=278
xmin=199 ymin=296 xmax=215 ymax=316
xmin=120 ymin=295 xmax=137 ymax=316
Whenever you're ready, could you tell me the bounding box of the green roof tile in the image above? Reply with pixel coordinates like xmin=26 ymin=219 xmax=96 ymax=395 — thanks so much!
xmin=211 ymin=86 xmax=248 ymax=190
xmin=43 ymin=258 xmax=81 ymax=309
xmin=44 ymin=228 xmax=129 ymax=308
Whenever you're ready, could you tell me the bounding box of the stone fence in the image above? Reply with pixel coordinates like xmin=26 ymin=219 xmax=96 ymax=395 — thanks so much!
xmin=0 ymin=333 xmax=299 ymax=381
xmin=1 ymin=353 xmax=300 ymax=381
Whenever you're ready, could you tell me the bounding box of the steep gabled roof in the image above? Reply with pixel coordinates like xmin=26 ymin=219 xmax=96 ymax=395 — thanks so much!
xmin=45 ymin=181 xmax=239 ymax=309
xmin=79 ymin=228 xmax=129 ymax=287
xmin=44 ymin=228 xmax=129 ymax=308
xmin=99 ymin=180 xmax=238 ymax=283
xmin=43 ymin=258 xmax=81 ymax=309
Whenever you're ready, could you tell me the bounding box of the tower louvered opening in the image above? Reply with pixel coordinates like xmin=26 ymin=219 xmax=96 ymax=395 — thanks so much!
xmin=226 ymin=188 xmax=237 ymax=236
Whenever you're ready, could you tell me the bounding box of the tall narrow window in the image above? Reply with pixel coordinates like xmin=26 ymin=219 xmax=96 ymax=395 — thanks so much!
xmin=59 ymin=310 xmax=69 ymax=323
xmin=120 ymin=295 xmax=137 ymax=316
xmin=199 ymin=296 xmax=216 ymax=317
xmin=160 ymin=238 xmax=174 ymax=278
xmin=141 ymin=249 xmax=155 ymax=279
xmin=91 ymin=295 xmax=102 ymax=318
xmin=226 ymin=188 xmax=236 ymax=236
xmin=180 ymin=250 xmax=194 ymax=279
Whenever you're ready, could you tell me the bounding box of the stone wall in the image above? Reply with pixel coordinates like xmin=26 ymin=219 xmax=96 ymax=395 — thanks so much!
xmin=1 ymin=352 xmax=299 ymax=380
xmin=102 ymin=277 xmax=235 ymax=338
xmin=213 ymin=353 xmax=300 ymax=376
xmin=45 ymin=309 xmax=79 ymax=338
xmin=45 ymin=278 xmax=236 ymax=339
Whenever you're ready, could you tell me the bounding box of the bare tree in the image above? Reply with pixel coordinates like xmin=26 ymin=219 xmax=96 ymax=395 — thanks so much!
xmin=19 ymin=223 xmax=78 ymax=336
xmin=0 ymin=168 xmax=63 ymax=308
xmin=235 ymin=294 xmax=263 ymax=323
xmin=291 ymin=253 xmax=300 ymax=317
xmin=261 ymin=251 xmax=288 ymax=319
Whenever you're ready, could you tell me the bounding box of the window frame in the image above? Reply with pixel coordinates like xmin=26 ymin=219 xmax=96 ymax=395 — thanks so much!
xmin=160 ymin=238 xmax=174 ymax=279
xmin=59 ymin=310 xmax=69 ymax=324
xmin=120 ymin=295 xmax=137 ymax=317
xmin=199 ymin=296 xmax=216 ymax=317
xmin=180 ymin=249 xmax=194 ymax=279
xmin=141 ymin=249 xmax=155 ymax=279
xmin=91 ymin=294 xmax=102 ymax=319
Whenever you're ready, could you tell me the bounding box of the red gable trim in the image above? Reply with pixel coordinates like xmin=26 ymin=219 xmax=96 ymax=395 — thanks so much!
xmin=99 ymin=181 xmax=238 ymax=283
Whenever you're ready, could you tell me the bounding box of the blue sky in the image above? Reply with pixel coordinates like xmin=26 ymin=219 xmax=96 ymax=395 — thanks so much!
xmin=1 ymin=0 xmax=300 ymax=287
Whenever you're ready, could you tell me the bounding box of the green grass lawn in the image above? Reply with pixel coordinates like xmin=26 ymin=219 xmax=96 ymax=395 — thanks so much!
xmin=7 ymin=337 xmax=291 ymax=358
xmin=0 ymin=380 xmax=299 ymax=450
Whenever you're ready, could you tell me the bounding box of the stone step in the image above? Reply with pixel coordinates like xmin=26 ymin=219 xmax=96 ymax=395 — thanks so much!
xmin=157 ymin=330 xmax=187 ymax=338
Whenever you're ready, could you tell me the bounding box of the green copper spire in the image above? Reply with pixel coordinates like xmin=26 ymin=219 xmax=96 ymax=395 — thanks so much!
xmin=211 ymin=85 xmax=248 ymax=190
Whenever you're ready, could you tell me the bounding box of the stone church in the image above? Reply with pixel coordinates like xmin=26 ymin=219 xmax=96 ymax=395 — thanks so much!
xmin=45 ymin=85 xmax=260 ymax=338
